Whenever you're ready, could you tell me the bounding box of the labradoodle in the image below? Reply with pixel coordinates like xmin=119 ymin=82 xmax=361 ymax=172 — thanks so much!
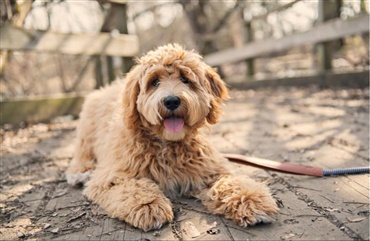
xmin=66 ymin=44 xmax=278 ymax=231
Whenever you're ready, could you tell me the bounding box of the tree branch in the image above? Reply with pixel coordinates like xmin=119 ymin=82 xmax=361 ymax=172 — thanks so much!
xmin=212 ymin=0 xmax=244 ymax=33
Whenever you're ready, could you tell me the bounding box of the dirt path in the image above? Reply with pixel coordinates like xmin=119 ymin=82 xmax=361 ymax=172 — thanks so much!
xmin=1 ymin=86 xmax=368 ymax=240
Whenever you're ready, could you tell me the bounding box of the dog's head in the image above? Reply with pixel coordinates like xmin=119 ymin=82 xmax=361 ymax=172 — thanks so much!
xmin=122 ymin=44 xmax=229 ymax=141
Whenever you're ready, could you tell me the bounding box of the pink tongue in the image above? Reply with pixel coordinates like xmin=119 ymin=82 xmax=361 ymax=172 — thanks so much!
xmin=164 ymin=118 xmax=184 ymax=133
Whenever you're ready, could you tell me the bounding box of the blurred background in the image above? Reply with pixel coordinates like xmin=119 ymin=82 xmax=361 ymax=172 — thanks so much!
xmin=0 ymin=0 xmax=368 ymax=124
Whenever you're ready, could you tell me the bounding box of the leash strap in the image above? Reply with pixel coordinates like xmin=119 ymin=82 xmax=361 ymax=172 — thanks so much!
xmin=224 ymin=153 xmax=323 ymax=176
xmin=224 ymin=153 xmax=370 ymax=177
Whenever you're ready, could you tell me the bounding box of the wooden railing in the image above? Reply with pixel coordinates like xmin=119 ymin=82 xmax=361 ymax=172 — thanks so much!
xmin=0 ymin=1 xmax=138 ymax=125
xmin=204 ymin=1 xmax=369 ymax=87
xmin=0 ymin=24 xmax=138 ymax=57
xmin=205 ymin=15 xmax=369 ymax=66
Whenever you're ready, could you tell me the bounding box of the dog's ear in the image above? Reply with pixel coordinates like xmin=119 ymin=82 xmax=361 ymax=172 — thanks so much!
xmin=205 ymin=66 xmax=230 ymax=101
xmin=204 ymin=66 xmax=230 ymax=124
xmin=122 ymin=65 xmax=141 ymax=129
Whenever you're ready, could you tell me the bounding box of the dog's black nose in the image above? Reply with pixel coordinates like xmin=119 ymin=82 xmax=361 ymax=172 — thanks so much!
xmin=164 ymin=95 xmax=181 ymax=110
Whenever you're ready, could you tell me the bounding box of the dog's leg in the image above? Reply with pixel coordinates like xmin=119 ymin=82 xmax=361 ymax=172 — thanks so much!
xmin=197 ymin=175 xmax=279 ymax=227
xmin=83 ymin=173 xmax=174 ymax=231
xmin=66 ymin=135 xmax=95 ymax=186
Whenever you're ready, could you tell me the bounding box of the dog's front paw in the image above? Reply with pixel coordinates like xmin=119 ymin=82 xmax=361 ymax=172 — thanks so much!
xmin=202 ymin=176 xmax=279 ymax=227
xmin=127 ymin=198 xmax=174 ymax=231
xmin=225 ymin=192 xmax=279 ymax=227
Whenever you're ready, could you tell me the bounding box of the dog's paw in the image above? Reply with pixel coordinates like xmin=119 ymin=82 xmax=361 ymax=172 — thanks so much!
xmin=226 ymin=193 xmax=279 ymax=227
xmin=66 ymin=171 xmax=91 ymax=186
xmin=127 ymin=198 xmax=174 ymax=232
xmin=202 ymin=176 xmax=279 ymax=227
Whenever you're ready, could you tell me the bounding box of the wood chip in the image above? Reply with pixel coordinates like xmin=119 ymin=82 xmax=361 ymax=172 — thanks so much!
xmin=281 ymin=233 xmax=295 ymax=240
xmin=182 ymin=221 xmax=201 ymax=238
xmin=325 ymin=207 xmax=339 ymax=212
xmin=52 ymin=190 xmax=67 ymax=198
xmin=346 ymin=217 xmax=367 ymax=223
xmin=170 ymin=221 xmax=183 ymax=241
xmin=67 ymin=212 xmax=86 ymax=223
xmin=43 ymin=223 xmax=51 ymax=229
xmin=207 ymin=221 xmax=217 ymax=229
xmin=153 ymin=231 xmax=161 ymax=237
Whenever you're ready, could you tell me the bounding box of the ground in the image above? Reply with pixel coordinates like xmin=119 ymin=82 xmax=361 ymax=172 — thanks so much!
xmin=0 ymin=86 xmax=369 ymax=241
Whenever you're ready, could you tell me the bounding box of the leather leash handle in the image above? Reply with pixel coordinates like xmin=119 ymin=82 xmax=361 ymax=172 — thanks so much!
xmin=224 ymin=153 xmax=324 ymax=177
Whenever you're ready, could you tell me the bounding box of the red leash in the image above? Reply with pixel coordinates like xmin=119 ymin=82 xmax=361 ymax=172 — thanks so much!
xmin=224 ymin=153 xmax=369 ymax=177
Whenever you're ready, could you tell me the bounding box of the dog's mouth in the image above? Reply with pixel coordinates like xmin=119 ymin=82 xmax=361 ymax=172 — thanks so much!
xmin=163 ymin=116 xmax=184 ymax=133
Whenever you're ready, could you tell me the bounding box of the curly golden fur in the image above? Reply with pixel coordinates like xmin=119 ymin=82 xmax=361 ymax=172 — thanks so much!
xmin=66 ymin=44 xmax=278 ymax=231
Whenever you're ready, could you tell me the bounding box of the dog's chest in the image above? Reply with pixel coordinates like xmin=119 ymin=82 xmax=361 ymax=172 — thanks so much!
xmin=143 ymin=145 xmax=217 ymax=197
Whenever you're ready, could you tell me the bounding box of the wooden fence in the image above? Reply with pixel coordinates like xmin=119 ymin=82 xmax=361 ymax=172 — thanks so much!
xmin=0 ymin=1 xmax=369 ymax=125
xmin=204 ymin=15 xmax=369 ymax=67
xmin=0 ymin=24 xmax=138 ymax=57
xmin=0 ymin=20 xmax=139 ymax=124
xmin=204 ymin=1 xmax=369 ymax=88
xmin=0 ymin=1 xmax=138 ymax=125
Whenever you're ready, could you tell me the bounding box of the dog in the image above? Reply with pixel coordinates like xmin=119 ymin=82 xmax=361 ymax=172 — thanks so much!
xmin=66 ymin=44 xmax=278 ymax=231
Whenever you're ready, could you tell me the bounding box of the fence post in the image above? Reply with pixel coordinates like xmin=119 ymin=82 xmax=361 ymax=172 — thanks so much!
xmin=317 ymin=0 xmax=331 ymax=72
xmin=360 ymin=0 xmax=368 ymax=13
xmin=95 ymin=56 xmax=104 ymax=89
xmin=245 ymin=21 xmax=255 ymax=77
xmin=96 ymin=2 xmax=134 ymax=87
xmin=106 ymin=56 xmax=115 ymax=83
xmin=317 ymin=0 xmax=341 ymax=72
xmin=100 ymin=3 xmax=123 ymax=84
xmin=119 ymin=3 xmax=134 ymax=74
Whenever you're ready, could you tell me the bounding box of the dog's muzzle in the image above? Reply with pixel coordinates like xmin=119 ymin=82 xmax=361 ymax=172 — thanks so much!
xmin=162 ymin=95 xmax=184 ymax=133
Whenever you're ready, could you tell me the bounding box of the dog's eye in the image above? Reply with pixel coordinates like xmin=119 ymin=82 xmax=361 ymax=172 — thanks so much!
xmin=180 ymin=75 xmax=190 ymax=84
xmin=151 ymin=79 xmax=160 ymax=87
